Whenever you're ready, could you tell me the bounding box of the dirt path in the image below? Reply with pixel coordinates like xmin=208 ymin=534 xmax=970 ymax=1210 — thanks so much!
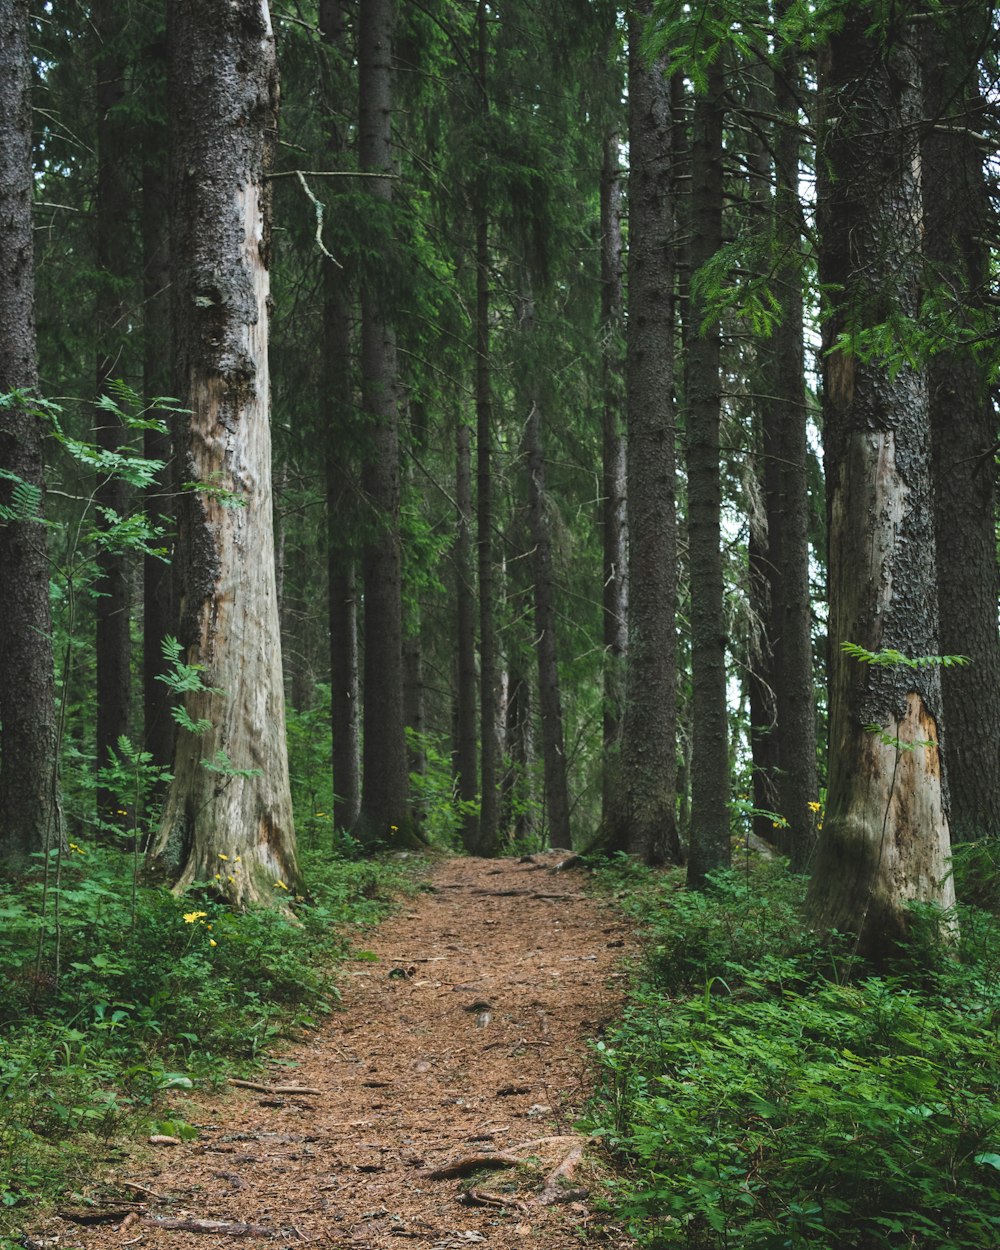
xmin=44 ymin=853 xmax=633 ymax=1249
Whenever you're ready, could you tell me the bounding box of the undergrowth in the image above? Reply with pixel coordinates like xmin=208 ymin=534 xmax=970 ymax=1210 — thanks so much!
xmin=0 ymin=842 xmax=417 ymax=1225
xmin=587 ymin=854 xmax=1000 ymax=1249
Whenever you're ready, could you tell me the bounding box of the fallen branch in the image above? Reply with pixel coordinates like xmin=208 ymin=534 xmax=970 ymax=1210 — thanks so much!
xmin=141 ymin=1215 xmax=295 ymax=1238
xmin=463 ymin=1188 xmax=529 ymax=1213
xmin=228 ymin=1078 xmax=321 ymax=1095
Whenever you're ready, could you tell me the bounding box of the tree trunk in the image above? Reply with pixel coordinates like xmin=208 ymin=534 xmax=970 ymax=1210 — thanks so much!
xmin=141 ymin=34 xmax=176 ymax=793
xmin=0 ymin=0 xmax=59 ymax=865
xmin=454 ymin=413 xmax=479 ymax=851
xmin=94 ymin=0 xmax=133 ymax=829
xmin=807 ymin=10 xmax=955 ymax=959
xmin=356 ymin=0 xmax=411 ymax=844
xmin=769 ymin=23 xmax=818 ymax=869
xmin=475 ymin=0 xmax=500 ymax=856
xmin=923 ymin=4 xmax=1000 ymax=843
xmin=525 ymin=397 xmax=572 ymax=850
xmin=320 ymin=0 xmax=361 ymax=834
xmin=685 ymin=55 xmax=730 ymax=889
xmin=600 ymin=129 xmax=627 ymax=837
xmin=609 ymin=3 xmax=680 ymax=865
xmin=150 ymin=0 xmax=299 ymax=904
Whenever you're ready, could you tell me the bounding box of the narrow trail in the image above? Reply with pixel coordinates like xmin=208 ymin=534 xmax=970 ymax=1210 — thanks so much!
xmin=46 ymin=852 xmax=634 ymax=1249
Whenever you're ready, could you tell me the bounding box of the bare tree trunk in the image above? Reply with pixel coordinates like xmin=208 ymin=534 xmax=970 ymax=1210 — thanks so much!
xmin=0 ymin=0 xmax=59 ymax=865
xmin=475 ymin=0 xmax=500 ymax=856
xmin=94 ymin=0 xmax=132 ymax=829
xmin=600 ymin=130 xmax=627 ymax=837
xmin=141 ymin=29 xmax=176 ymax=791
xmin=807 ymin=10 xmax=954 ymax=959
xmin=685 ymin=55 xmax=730 ymax=889
xmin=320 ymin=0 xmax=361 ymax=833
xmin=924 ymin=4 xmax=1000 ymax=843
xmin=356 ymin=0 xmax=411 ymax=844
xmin=609 ymin=3 xmax=680 ymax=865
xmin=150 ymin=0 xmax=299 ymax=904
xmin=454 ymin=413 xmax=479 ymax=850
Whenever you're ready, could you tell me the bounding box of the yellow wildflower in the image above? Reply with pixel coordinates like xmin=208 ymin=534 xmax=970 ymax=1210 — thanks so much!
xmin=218 ymin=853 xmax=229 ymax=861
xmin=209 ymin=939 xmax=217 ymax=947
xmin=808 ymin=801 xmax=822 ymax=813
xmin=273 ymin=880 xmax=289 ymax=890
xmin=183 ymin=911 xmax=208 ymax=924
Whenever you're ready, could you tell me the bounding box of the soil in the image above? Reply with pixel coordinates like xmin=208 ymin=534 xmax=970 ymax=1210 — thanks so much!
xmin=34 ymin=852 xmax=635 ymax=1249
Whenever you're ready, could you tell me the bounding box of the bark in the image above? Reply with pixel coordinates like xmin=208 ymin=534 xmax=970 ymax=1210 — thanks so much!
xmin=525 ymin=398 xmax=571 ymax=850
xmin=600 ymin=130 xmax=627 ymax=836
xmin=0 ymin=0 xmax=59 ymax=864
xmin=356 ymin=0 xmax=411 ymax=843
xmin=150 ymin=0 xmax=300 ymax=904
xmin=608 ymin=5 xmax=680 ymax=865
xmin=454 ymin=414 xmax=479 ymax=850
xmin=685 ymin=56 xmax=730 ymax=889
xmin=320 ymin=0 xmax=361 ymax=833
xmin=141 ymin=38 xmax=176 ymax=790
xmin=475 ymin=0 xmax=500 ymax=856
xmin=807 ymin=11 xmax=955 ymax=959
xmin=923 ymin=4 xmax=1000 ymax=843
xmin=94 ymin=0 xmax=133 ymax=828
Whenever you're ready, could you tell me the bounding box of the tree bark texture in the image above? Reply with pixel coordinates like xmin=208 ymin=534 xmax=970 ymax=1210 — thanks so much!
xmin=600 ymin=130 xmax=628 ymax=836
xmin=923 ymin=4 xmax=1000 ymax=843
xmin=94 ymin=0 xmax=133 ymax=827
xmin=151 ymin=0 xmax=299 ymax=904
xmin=610 ymin=6 xmax=680 ymax=865
xmin=0 ymin=0 xmax=59 ymax=864
xmin=356 ymin=0 xmax=411 ymax=843
xmin=320 ymin=0 xmax=361 ymax=833
xmin=685 ymin=57 xmax=730 ymax=889
xmin=808 ymin=12 xmax=955 ymax=958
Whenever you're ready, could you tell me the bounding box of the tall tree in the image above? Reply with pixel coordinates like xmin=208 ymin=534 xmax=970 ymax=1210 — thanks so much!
xmin=924 ymin=1 xmax=1000 ymax=843
xmin=93 ymin=0 xmax=134 ymax=825
xmin=150 ymin=0 xmax=299 ymax=903
xmin=0 ymin=0 xmax=59 ymax=864
xmin=806 ymin=6 xmax=954 ymax=957
xmin=474 ymin=0 xmax=500 ymax=856
xmin=609 ymin=4 xmax=681 ymax=865
xmin=355 ymin=0 xmax=410 ymax=842
xmin=320 ymin=0 xmax=361 ymax=833
xmin=761 ymin=20 xmax=818 ymax=869
xmin=140 ymin=26 xmax=176 ymax=788
xmin=600 ymin=129 xmax=628 ymax=835
xmin=685 ymin=53 xmax=730 ymax=888
xmin=454 ymin=409 xmax=479 ymax=849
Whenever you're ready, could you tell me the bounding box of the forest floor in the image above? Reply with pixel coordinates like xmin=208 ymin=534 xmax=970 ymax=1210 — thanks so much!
xmin=32 ymin=851 xmax=635 ymax=1250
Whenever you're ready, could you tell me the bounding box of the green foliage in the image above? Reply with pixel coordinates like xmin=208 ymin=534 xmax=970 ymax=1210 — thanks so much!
xmin=406 ymin=728 xmax=479 ymax=849
xmin=588 ymin=862 xmax=1000 ymax=1248
xmin=0 ymin=843 xmax=415 ymax=1224
xmin=840 ymin=641 xmax=970 ymax=670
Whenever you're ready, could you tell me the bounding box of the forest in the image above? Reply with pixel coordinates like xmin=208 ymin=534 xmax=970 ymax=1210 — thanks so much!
xmin=1 ymin=0 xmax=1000 ymax=1245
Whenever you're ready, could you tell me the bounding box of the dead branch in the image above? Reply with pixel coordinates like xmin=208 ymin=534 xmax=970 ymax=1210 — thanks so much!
xmin=462 ymin=1188 xmax=529 ymax=1213
xmin=141 ymin=1214 xmax=295 ymax=1238
xmin=228 ymin=1078 xmax=321 ymax=1095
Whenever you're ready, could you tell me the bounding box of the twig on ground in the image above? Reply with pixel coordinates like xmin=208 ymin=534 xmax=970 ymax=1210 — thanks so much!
xmin=228 ymin=1078 xmax=321 ymax=1095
